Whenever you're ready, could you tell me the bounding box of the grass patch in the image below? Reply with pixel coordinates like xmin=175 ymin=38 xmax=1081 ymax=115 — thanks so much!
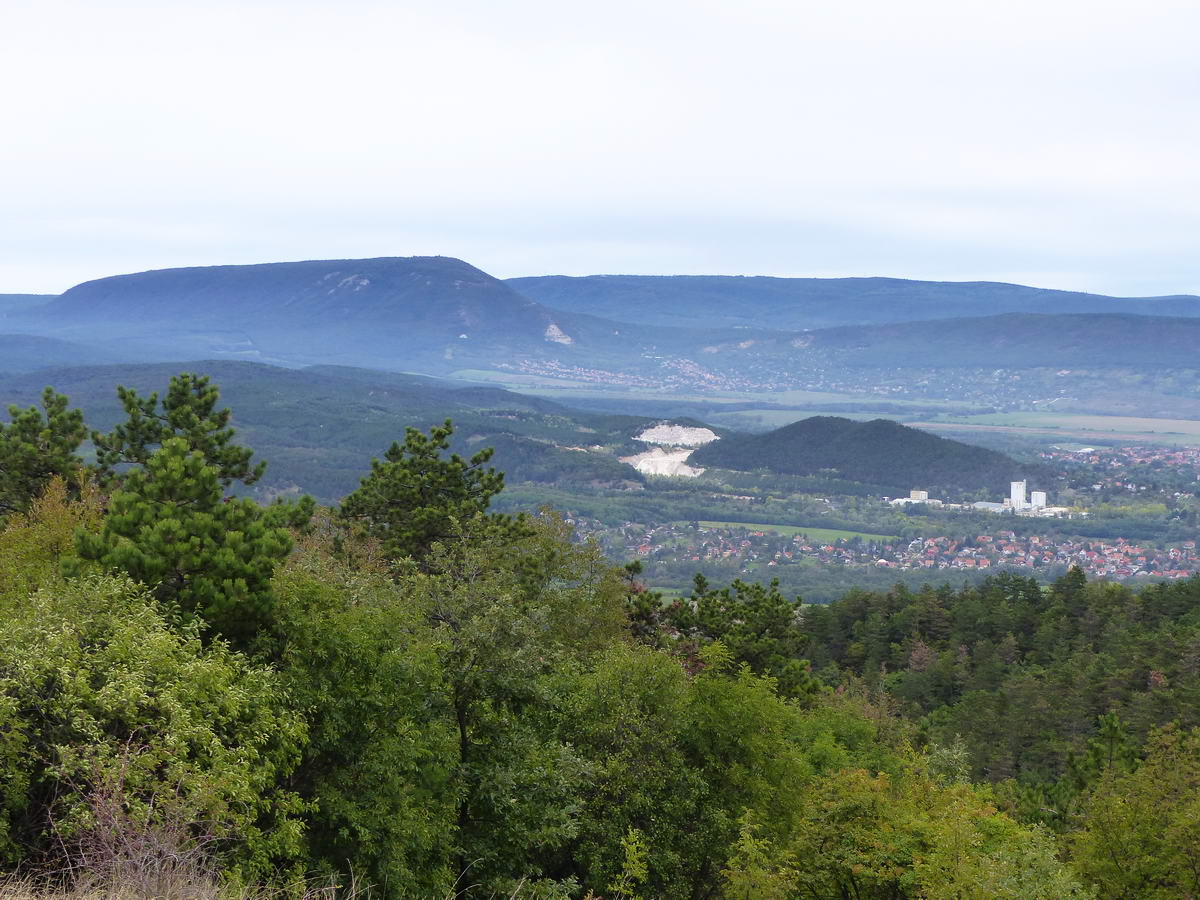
xmin=915 ymin=413 xmax=1200 ymax=447
xmin=689 ymin=520 xmax=897 ymax=543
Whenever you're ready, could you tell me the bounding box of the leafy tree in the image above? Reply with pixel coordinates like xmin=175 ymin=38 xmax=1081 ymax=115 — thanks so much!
xmin=92 ymin=373 xmax=265 ymax=487
xmin=339 ymin=419 xmax=520 ymax=562
xmin=0 ymin=476 xmax=102 ymax=606
xmin=0 ymin=574 xmax=305 ymax=878
xmin=552 ymin=643 xmax=816 ymax=898
xmin=73 ymin=437 xmax=292 ymax=645
xmin=269 ymin=541 xmax=458 ymax=896
xmin=1069 ymin=726 xmax=1200 ymax=899
xmin=0 ymin=387 xmax=86 ymax=516
xmin=786 ymin=764 xmax=1091 ymax=899
xmin=409 ymin=518 xmax=625 ymax=889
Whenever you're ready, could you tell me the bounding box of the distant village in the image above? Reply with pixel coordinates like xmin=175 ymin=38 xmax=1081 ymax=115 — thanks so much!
xmin=888 ymin=480 xmax=1077 ymax=518
xmin=590 ymin=520 xmax=1199 ymax=582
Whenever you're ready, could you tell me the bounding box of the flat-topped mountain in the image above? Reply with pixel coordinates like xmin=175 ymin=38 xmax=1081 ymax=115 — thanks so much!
xmin=47 ymin=256 xmax=532 ymax=330
xmin=29 ymin=256 xmax=658 ymax=371
xmin=690 ymin=416 xmax=1033 ymax=494
xmin=508 ymin=274 xmax=1200 ymax=331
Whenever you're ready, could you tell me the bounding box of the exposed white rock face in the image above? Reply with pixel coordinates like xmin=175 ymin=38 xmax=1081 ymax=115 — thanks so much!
xmin=634 ymin=424 xmax=719 ymax=446
xmin=544 ymin=323 xmax=574 ymax=345
xmin=620 ymin=447 xmax=705 ymax=477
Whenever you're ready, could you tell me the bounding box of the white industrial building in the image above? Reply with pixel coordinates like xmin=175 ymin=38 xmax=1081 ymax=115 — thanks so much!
xmin=889 ymin=483 xmax=1072 ymax=517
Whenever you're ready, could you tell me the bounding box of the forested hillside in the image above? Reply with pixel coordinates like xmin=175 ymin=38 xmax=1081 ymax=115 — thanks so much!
xmin=691 ymin=415 xmax=1036 ymax=495
xmin=0 ymin=361 xmax=651 ymax=500
xmin=1 ymin=371 xmax=1198 ymax=898
xmin=15 ymin=256 xmax=710 ymax=373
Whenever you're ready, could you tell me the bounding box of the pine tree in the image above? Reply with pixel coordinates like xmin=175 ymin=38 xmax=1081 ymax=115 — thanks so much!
xmin=73 ymin=437 xmax=292 ymax=645
xmin=0 ymin=387 xmax=86 ymax=515
xmin=338 ymin=419 xmax=519 ymax=561
xmin=92 ymin=373 xmax=265 ymax=487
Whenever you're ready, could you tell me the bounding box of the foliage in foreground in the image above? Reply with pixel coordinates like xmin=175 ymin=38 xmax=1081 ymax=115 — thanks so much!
xmin=0 ymin=373 xmax=1196 ymax=898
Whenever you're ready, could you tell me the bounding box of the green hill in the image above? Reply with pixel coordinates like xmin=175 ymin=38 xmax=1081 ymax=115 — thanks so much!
xmin=691 ymin=416 xmax=1034 ymax=494
xmin=0 ymin=360 xmax=655 ymax=502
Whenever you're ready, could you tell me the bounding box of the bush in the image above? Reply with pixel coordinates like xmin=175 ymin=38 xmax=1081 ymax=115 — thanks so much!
xmin=0 ymin=576 xmax=306 ymax=882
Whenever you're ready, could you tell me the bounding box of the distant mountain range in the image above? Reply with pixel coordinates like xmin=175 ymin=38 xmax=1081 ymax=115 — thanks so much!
xmin=6 ymin=256 xmax=1199 ymax=394
xmin=16 ymin=257 xmax=706 ymax=372
xmin=508 ymin=274 xmax=1200 ymax=331
xmin=708 ymin=312 xmax=1200 ymax=370
xmin=690 ymin=416 xmax=1035 ymax=495
xmin=0 ymin=294 xmax=56 ymax=320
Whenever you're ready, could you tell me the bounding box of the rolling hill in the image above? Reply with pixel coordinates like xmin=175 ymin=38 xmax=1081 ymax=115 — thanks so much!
xmin=690 ymin=416 xmax=1036 ymax=495
xmin=0 ymin=360 xmax=659 ymax=502
xmin=693 ymin=312 xmax=1200 ymax=372
xmin=0 ymin=294 xmax=56 ymax=317
xmin=508 ymin=274 xmax=1200 ymax=331
xmin=0 ymin=334 xmax=120 ymax=374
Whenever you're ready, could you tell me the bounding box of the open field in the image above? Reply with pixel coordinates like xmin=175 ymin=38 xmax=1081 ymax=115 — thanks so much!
xmin=703 ymin=408 xmax=883 ymax=429
xmin=691 ymin=520 xmax=898 ymax=543
xmin=916 ymin=412 xmax=1200 ymax=446
xmin=449 ymin=369 xmax=968 ymax=410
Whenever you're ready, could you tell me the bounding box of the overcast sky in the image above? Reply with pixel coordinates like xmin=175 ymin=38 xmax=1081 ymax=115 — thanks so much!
xmin=3 ymin=0 xmax=1198 ymax=295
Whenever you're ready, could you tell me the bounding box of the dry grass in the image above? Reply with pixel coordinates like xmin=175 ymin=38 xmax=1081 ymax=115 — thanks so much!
xmin=0 ymin=874 xmax=368 ymax=900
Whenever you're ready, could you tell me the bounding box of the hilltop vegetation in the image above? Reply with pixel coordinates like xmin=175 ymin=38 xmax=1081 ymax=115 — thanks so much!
xmin=0 ymin=361 xmax=652 ymax=502
xmin=1 ymin=370 xmax=1198 ymax=897
xmin=691 ymin=415 xmax=1035 ymax=495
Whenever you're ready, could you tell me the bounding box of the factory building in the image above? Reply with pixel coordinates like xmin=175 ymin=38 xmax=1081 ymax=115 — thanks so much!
xmin=1010 ymin=481 xmax=1028 ymax=511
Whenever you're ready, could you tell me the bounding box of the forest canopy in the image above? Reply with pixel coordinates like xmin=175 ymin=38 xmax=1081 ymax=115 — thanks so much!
xmin=0 ymin=372 xmax=1196 ymax=898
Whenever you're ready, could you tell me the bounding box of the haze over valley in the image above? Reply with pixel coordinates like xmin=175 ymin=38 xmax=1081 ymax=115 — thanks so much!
xmin=6 ymin=1 xmax=1200 ymax=894
xmin=4 ymin=253 xmax=1198 ymax=601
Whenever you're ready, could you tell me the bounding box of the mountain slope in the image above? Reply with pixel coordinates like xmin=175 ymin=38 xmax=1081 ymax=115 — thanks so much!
xmin=695 ymin=312 xmax=1200 ymax=373
xmin=0 ymin=334 xmax=119 ymax=374
xmin=508 ymin=274 xmax=1200 ymax=330
xmin=26 ymin=257 xmax=670 ymax=372
xmin=0 ymin=360 xmax=653 ymax=501
xmin=690 ymin=416 xmax=1033 ymax=494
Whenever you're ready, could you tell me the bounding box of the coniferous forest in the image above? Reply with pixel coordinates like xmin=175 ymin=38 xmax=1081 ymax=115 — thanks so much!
xmin=3 ymin=373 xmax=1200 ymax=899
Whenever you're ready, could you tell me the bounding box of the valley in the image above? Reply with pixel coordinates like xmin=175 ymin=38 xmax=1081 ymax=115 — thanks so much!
xmin=3 ymin=255 xmax=1198 ymax=604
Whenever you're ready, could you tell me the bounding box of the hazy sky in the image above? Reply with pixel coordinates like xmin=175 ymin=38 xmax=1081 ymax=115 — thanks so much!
xmin=3 ymin=0 xmax=1198 ymax=295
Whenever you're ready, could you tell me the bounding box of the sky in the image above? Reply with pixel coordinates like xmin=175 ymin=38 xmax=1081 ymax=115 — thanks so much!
xmin=2 ymin=0 xmax=1198 ymax=296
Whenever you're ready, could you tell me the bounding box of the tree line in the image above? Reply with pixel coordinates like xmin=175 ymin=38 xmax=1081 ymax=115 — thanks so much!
xmin=0 ymin=374 xmax=1197 ymax=897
